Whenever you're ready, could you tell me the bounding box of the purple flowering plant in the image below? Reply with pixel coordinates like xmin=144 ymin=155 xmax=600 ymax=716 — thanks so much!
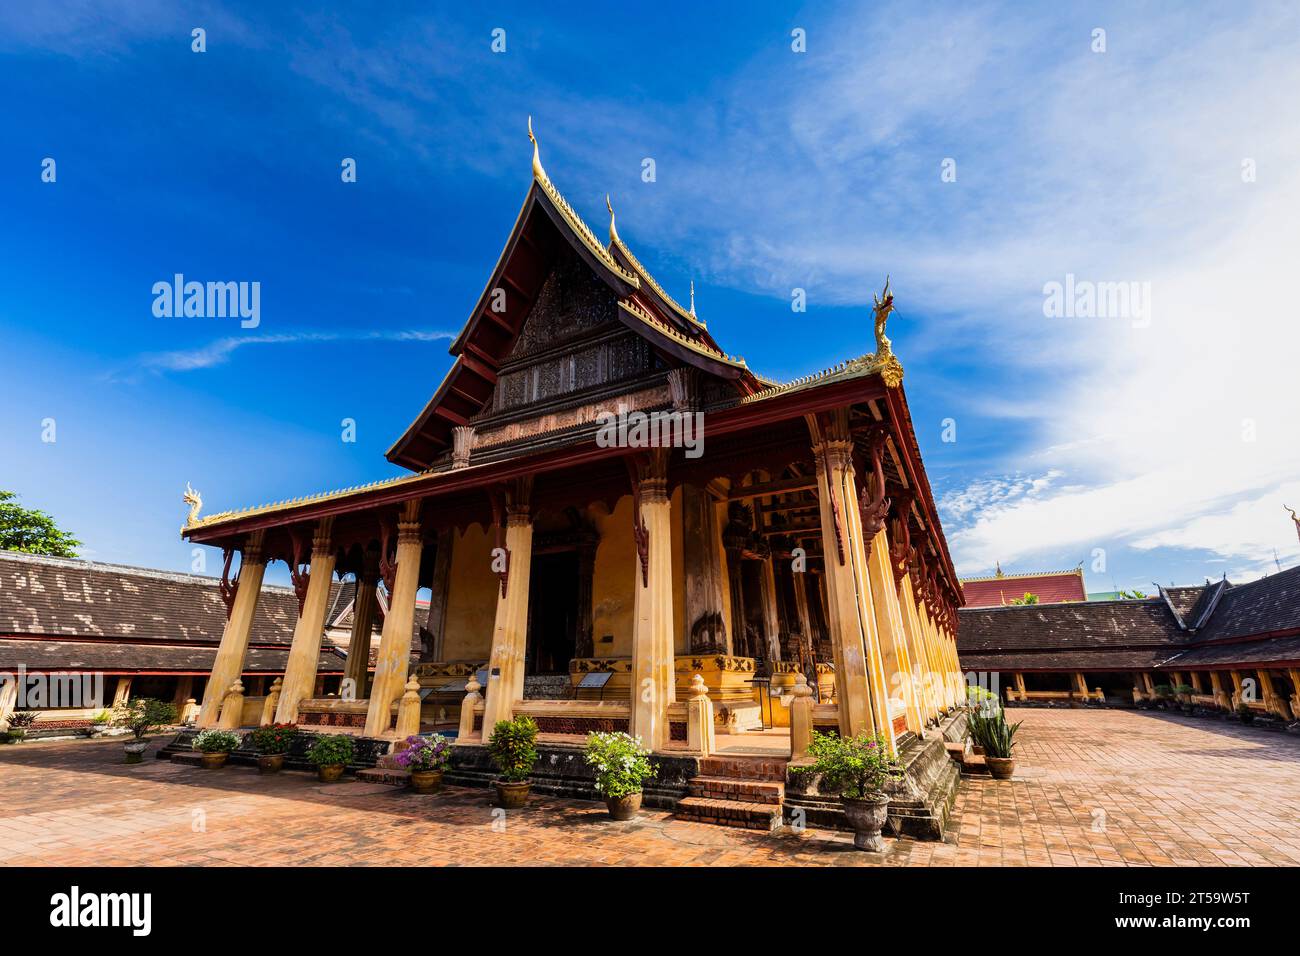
xmin=394 ymin=734 xmax=450 ymax=772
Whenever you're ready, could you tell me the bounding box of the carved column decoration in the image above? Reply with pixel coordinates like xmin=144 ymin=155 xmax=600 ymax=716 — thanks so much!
xmin=889 ymin=492 xmax=914 ymax=586
xmin=219 ymin=548 xmax=239 ymax=619
xmin=378 ymin=519 xmax=398 ymax=595
xmin=857 ymin=427 xmax=891 ymax=553
xmin=667 ymin=367 xmax=700 ymax=412
xmin=452 ymin=425 xmax=475 ymax=469
xmin=287 ymin=526 xmax=311 ymax=614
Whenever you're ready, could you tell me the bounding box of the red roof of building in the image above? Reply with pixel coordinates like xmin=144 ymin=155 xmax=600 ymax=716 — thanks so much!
xmin=960 ymin=569 xmax=1086 ymax=607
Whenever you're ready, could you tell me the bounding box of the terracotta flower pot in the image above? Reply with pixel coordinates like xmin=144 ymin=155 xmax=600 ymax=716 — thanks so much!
xmin=200 ymin=751 xmax=229 ymax=770
xmin=494 ymin=779 xmax=530 ymax=809
xmin=317 ymin=763 xmax=345 ymax=783
xmin=605 ymin=791 xmax=642 ymax=821
xmin=842 ymin=794 xmax=890 ymax=852
xmin=410 ymin=769 xmax=444 ymax=794
xmin=985 ymin=756 xmax=1015 ymax=779
xmin=971 ymin=744 xmax=985 ymax=756
xmin=257 ymin=754 xmax=285 ymax=774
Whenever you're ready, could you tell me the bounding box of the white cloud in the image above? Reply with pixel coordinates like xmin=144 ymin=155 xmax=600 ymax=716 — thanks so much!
xmin=133 ymin=329 xmax=454 ymax=373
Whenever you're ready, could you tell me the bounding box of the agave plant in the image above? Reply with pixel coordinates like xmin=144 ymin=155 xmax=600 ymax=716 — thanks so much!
xmin=967 ymin=705 xmax=1023 ymax=759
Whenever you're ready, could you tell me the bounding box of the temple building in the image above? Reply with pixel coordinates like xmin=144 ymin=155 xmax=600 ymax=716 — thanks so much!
xmin=961 ymin=565 xmax=1086 ymax=607
xmin=170 ymin=123 xmax=966 ymax=830
xmin=958 ymin=564 xmax=1300 ymax=718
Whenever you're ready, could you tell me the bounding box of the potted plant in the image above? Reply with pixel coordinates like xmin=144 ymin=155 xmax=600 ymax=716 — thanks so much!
xmin=248 ymin=723 xmax=298 ymax=773
xmin=1172 ymin=684 xmax=1195 ymax=713
xmin=112 ymin=697 xmax=178 ymax=763
xmin=1236 ymin=701 xmax=1255 ymax=725
xmin=969 ymin=705 xmax=1022 ymax=779
xmin=804 ymin=730 xmax=902 ymax=852
xmin=487 ymin=715 xmax=538 ymax=809
xmin=393 ymin=733 xmax=451 ymax=793
xmin=90 ymin=709 xmax=112 ymax=737
xmin=192 ymin=728 xmax=241 ymax=768
xmin=1152 ymin=684 xmax=1174 ymax=710
xmin=308 ymin=734 xmax=354 ymax=782
xmin=584 ymin=731 xmax=655 ymax=820
xmin=3 ymin=711 xmax=37 ymax=744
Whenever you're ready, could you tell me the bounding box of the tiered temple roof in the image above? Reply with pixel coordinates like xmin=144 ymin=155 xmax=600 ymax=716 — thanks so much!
xmin=960 ymin=567 xmax=1087 ymax=607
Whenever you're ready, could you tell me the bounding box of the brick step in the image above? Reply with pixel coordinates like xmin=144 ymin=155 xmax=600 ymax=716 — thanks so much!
xmin=696 ymin=756 xmax=788 ymax=782
xmin=356 ymin=767 xmax=410 ymax=786
xmin=674 ymin=796 xmax=783 ymax=831
xmin=169 ymin=752 xmax=204 ymax=766
xmin=960 ymin=754 xmax=991 ymax=776
xmin=687 ymin=776 xmax=784 ymax=804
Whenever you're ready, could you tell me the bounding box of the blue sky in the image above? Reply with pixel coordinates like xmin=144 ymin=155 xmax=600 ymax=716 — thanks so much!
xmin=2 ymin=1 xmax=1298 ymax=592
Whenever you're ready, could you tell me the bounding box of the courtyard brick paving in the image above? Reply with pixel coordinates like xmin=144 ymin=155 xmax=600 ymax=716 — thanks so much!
xmin=2 ymin=709 xmax=1298 ymax=866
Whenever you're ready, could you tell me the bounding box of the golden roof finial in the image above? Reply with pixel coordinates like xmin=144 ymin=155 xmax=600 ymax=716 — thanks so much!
xmin=528 ymin=115 xmax=546 ymax=182
xmin=606 ymin=193 xmax=619 ymax=245
xmin=689 ymin=280 xmax=695 ymax=316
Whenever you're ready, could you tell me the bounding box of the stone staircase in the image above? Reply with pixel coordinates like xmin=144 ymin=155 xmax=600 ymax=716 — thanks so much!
xmin=674 ymin=756 xmax=788 ymax=831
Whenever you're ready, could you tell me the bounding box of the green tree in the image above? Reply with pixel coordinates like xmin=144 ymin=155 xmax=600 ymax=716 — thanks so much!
xmin=1008 ymin=592 xmax=1039 ymax=605
xmin=1119 ymin=589 xmax=1148 ymax=600
xmin=0 ymin=491 xmax=81 ymax=557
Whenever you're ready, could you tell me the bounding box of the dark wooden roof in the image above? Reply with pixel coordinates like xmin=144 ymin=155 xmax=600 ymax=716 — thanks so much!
xmin=957 ymin=564 xmax=1300 ymax=672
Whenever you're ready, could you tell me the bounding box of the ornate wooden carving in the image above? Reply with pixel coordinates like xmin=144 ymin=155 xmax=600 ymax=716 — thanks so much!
xmin=288 ymin=526 xmax=311 ymax=614
xmin=378 ymin=519 xmax=397 ymax=595
xmin=889 ymin=492 xmax=914 ymax=586
xmin=219 ymin=548 xmax=239 ymax=619
xmin=858 ymin=427 xmax=891 ymax=554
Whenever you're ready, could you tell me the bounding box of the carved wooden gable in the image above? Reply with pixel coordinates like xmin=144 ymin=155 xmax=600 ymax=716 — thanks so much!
xmin=483 ymin=244 xmax=660 ymax=418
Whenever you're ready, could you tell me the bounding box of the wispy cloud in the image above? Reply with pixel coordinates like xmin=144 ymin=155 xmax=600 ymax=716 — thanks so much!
xmin=130 ymin=329 xmax=454 ymax=374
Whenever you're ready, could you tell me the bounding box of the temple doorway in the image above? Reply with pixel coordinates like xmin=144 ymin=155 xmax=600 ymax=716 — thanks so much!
xmin=526 ymin=550 xmax=579 ymax=676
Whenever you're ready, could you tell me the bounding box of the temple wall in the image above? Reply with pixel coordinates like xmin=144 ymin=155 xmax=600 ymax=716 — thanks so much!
xmin=441 ymin=523 xmax=498 ymax=661
xmin=591 ymin=497 xmax=637 ymax=657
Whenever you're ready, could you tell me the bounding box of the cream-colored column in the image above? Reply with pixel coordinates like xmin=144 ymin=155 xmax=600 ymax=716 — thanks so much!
xmin=172 ymin=675 xmax=194 ymax=707
xmin=1073 ymin=672 xmax=1089 ymax=698
xmin=865 ymin=527 xmax=923 ymax=734
xmin=1289 ymin=669 xmax=1300 ymax=720
xmin=1258 ymin=670 xmax=1290 ymax=719
xmin=0 ymin=677 xmax=17 ymax=729
xmin=112 ymin=677 xmax=133 ymax=705
xmin=1210 ymin=671 xmax=1231 ymax=710
xmin=629 ymin=454 xmax=676 ymax=751
xmin=480 ymin=484 xmax=534 ymax=732
xmin=809 ymin=415 xmax=894 ymax=752
xmin=897 ymin=573 xmax=938 ymax=722
xmin=1015 ymin=671 xmax=1028 ymax=702
xmin=276 ymin=519 xmax=337 ymax=723
xmin=364 ymin=501 xmax=425 ymax=736
xmin=1189 ymin=671 xmax=1204 ymax=694
xmin=915 ymin=598 xmax=945 ymax=712
xmin=1143 ymin=672 xmax=1157 ymax=697
xmin=197 ymin=531 xmax=267 ymax=728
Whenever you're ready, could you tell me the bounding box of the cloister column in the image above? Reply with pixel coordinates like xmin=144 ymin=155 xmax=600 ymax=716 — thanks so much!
xmin=364 ymin=501 xmax=425 ymax=737
xmin=276 ymin=518 xmax=337 ymax=724
xmin=914 ymin=596 xmax=945 ymax=713
xmin=1258 ymin=670 xmax=1291 ymax=719
xmin=1210 ymin=670 xmax=1231 ymax=710
xmin=1189 ymin=671 xmax=1204 ymax=694
xmin=0 ymin=677 xmax=17 ymax=728
xmin=480 ymin=479 xmax=534 ymax=732
xmin=197 ymin=530 xmax=266 ymax=728
xmin=344 ymin=550 xmax=380 ymax=699
xmin=1073 ymin=672 xmax=1090 ymax=698
xmin=758 ymin=558 xmax=782 ymax=661
xmin=808 ymin=412 xmax=894 ymax=751
xmin=629 ymin=451 xmax=676 ymax=751
xmin=1289 ymin=668 xmax=1300 ymax=719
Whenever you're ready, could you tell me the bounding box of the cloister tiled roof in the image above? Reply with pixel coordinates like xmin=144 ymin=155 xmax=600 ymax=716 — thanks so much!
xmin=957 ymin=564 xmax=1300 ymax=672
xmin=0 ymin=637 xmax=345 ymax=674
xmin=0 ymin=551 xmax=303 ymax=644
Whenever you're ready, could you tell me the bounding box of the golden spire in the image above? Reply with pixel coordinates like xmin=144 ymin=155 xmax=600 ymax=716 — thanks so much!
xmin=528 ymin=115 xmax=546 ymax=182
xmin=689 ymin=280 xmax=695 ymax=316
xmin=606 ymin=193 xmax=619 ymax=245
